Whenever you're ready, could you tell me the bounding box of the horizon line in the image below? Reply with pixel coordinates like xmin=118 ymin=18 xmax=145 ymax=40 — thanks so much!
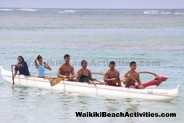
xmin=0 ymin=7 xmax=184 ymax=10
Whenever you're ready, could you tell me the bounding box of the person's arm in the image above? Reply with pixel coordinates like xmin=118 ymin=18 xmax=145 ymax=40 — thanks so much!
xmin=34 ymin=58 xmax=38 ymax=69
xmin=43 ymin=62 xmax=52 ymax=70
xmin=117 ymin=72 xmax=121 ymax=83
xmin=57 ymin=66 xmax=67 ymax=78
xmin=137 ymin=74 xmax=142 ymax=86
xmin=89 ymin=70 xmax=96 ymax=81
xmin=34 ymin=54 xmax=41 ymax=69
xmin=136 ymin=74 xmax=144 ymax=89
xmin=76 ymin=69 xmax=82 ymax=81
xmin=71 ymin=66 xmax=74 ymax=75
xmin=11 ymin=64 xmax=23 ymax=68
xmin=122 ymin=72 xmax=130 ymax=85
xmin=12 ymin=66 xmax=19 ymax=79
xmin=104 ymin=72 xmax=116 ymax=83
xmin=117 ymin=72 xmax=120 ymax=82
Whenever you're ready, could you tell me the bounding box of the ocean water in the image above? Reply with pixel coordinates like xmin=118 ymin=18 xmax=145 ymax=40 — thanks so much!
xmin=0 ymin=9 xmax=184 ymax=123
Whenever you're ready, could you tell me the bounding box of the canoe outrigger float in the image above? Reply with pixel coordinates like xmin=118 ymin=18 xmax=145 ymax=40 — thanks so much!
xmin=0 ymin=66 xmax=180 ymax=102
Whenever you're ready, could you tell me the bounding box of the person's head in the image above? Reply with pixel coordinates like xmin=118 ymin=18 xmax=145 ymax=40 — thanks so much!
xmin=64 ymin=54 xmax=70 ymax=64
xmin=81 ymin=60 xmax=87 ymax=69
xmin=130 ymin=61 xmax=136 ymax=70
xmin=17 ymin=56 xmax=24 ymax=63
xmin=37 ymin=55 xmax=43 ymax=64
xmin=109 ymin=61 xmax=115 ymax=70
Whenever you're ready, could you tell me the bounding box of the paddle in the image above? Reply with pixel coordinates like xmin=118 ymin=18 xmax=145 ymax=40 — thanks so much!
xmin=90 ymin=72 xmax=106 ymax=84
xmin=11 ymin=65 xmax=14 ymax=85
xmin=50 ymin=77 xmax=64 ymax=86
xmin=92 ymin=72 xmax=125 ymax=85
xmin=50 ymin=72 xmax=105 ymax=86
xmin=92 ymin=72 xmax=124 ymax=85
xmin=91 ymin=71 xmax=143 ymax=87
xmin=49 ymin=75 xmax=106 ymax=86
xmin=49 ymin=75 xmax=76 ymax=86
xmin=91 ymin=72 xmax=104 ymax=75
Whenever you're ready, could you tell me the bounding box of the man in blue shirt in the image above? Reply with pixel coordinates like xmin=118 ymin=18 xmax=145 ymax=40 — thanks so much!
xmin=11 ymin=56 xmax=30 ymax=78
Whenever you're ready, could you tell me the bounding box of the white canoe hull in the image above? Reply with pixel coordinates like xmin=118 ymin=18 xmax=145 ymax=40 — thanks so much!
xmin=0 ymin=66 xmax=180 ymax=102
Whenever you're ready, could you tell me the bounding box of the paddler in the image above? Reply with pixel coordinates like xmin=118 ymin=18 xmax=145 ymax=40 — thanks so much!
xmin=76 ymin=60 xmax=96 ymax=82
xmin=11 ymin=56 xmax=30 ymax=78
xmin=57 ymin=54 xmax=75 ymax=81
xmin=123 ymin=61 xmax=144 ymax=89
xmin=34 ymin=54 xmax=52 ymax=77
xmin=104 ymin=61 xmax=121 ymax=87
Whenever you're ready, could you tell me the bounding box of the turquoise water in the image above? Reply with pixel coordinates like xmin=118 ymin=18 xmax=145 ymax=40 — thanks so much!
xmin=0 ymin=9 xmax=184 ymax=123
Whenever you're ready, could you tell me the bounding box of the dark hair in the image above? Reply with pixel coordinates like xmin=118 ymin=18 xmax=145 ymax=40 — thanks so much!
xmin=17 ymin=56 xmax=24 ymax=62
xmin=64 ymin=54 xmax=70 ymax=59
xmin=81 ymin=60 xmax=87 ymax=65
xmin=130 ymin=61 xmax=136 ymax=66
xmin=37 ymin=55 xmax=42 ymax=60
xmin=109 ymin=61 xmax=115 ymax=66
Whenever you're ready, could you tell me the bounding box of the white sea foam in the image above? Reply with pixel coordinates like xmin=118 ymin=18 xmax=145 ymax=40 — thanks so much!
xmin=17 ymin=8 xmax=38 ymax=12
xmin=58 ymin=10 xmax=76 ymax=14
xmin=143 ymin=10 xmax=172 ymax=15
xmin=161 ymin=12 xmax=172 ymax=15
xmin=143 ymin=10 xmax=159 ymax=15
xmin=174 ymin=12 xmax=184 ymax=15
xmin=0 ymin=9 xmax=14 ymax=11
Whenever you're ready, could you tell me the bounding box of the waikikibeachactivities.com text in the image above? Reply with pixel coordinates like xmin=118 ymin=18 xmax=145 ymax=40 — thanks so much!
xmin=75 ymin=112 xmax=176 ymax=118
xmin=26 ymin=58 xmax=160 ymax=67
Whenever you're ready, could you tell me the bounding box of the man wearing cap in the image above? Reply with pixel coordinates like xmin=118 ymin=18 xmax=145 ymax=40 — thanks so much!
xmin=104 ymin=61 xmax=121 ymax=87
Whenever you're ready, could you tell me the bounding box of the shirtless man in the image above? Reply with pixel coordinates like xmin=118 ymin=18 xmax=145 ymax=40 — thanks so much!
xmin=57 ymin=54 xmax=74 ymax=81
xmin=123 ymin=61 xmax=143 ymax=89
xmin=77 ymin=60 xmax=96 ymax=82
xmin=104 ymin=61 xmax=121 ymax=87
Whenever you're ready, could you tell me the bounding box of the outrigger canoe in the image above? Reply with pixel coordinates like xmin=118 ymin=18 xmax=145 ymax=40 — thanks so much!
xmin=0 ymin=66 xmax=180 ymax=102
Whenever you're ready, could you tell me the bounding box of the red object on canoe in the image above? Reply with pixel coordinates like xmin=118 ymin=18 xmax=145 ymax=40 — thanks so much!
xmin=142 ymin=75 xmax=168 ymax=88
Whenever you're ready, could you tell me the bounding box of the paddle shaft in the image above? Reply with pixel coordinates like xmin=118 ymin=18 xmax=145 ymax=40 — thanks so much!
xmin=11 ymin=66 xmax=14 ymax=85
xmin=91 ymin=72 xmax=104 ymax=75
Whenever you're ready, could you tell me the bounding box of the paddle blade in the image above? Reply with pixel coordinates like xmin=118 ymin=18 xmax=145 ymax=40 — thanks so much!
xmin=50 ymin=77 xmax=63 ymax=86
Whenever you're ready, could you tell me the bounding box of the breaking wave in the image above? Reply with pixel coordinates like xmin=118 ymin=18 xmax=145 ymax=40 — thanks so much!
xmin=58 ymin=10 xmax=76 ymax=14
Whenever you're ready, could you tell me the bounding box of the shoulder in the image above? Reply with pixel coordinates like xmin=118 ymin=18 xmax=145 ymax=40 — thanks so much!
xmin=22 ymin=61 xmax=28 ymax=66
xmin=87 ymin=69 xmax=91 ymax=73
xmin=70 ymin=65 xmax=74 ymax=69
xmin=135 ymin=71 xmax=139 ymax=75
xmin=104 ymin=70 xmax=110 ymax=75
xmin=115 ymin=69 xmax=119 ymax=73
xmin=77 ymin=68 xmax=82 ymax=72
xmin=124 ymin=71 xmax=130 ymax=76
xmin=69 ymin=64 xmax=74 ymax=70
xmin=135 ymin=71 xmax=138 ymax=74
xmin=126 ymin=71 xmax=130 ymax=74
xmin=115 ymin=69 xmax=120 ymax=75
xmin=59 ymin=64 xmax=64 ymax=69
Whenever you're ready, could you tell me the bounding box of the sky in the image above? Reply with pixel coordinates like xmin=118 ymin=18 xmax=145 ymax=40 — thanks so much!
xmin=0 ymin=0 xmax=184 ymax=9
